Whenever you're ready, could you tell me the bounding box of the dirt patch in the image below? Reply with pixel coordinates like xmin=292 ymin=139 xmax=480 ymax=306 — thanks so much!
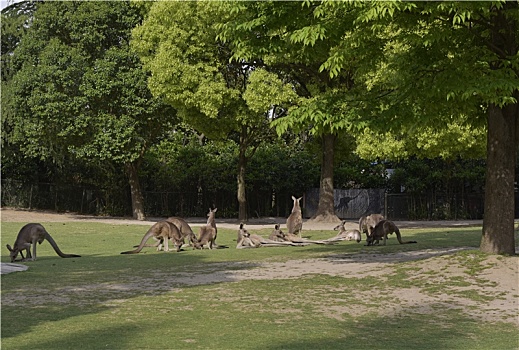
xmin=0 ymin=207 xmax=486 ymax=230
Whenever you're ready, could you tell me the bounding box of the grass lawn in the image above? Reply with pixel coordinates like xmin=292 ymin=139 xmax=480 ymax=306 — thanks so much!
xmin=1 ymin=221 xmax=518 ymax=349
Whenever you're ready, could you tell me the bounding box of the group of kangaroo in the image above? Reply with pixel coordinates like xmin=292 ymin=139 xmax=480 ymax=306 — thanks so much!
xmin=5 ymin=196 xmax=415 ymax=263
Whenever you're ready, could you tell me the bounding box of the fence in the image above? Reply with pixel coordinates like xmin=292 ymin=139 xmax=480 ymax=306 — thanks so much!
xmin=304 ymin=188 xmax=385 ymax=219
xmin=1 ymin=180 xmax=131 ymax=216
xmin=385 ymin=193 xmax=486 ymax=220
xmin=1 ymin=180 xmax=297 ymax=219
xmin=3 ymin=180 xmax=517 ymax=220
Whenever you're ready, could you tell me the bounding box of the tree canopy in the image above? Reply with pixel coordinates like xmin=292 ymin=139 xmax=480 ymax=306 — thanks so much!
xmin=2 ymin=1 xmax=176 ymax=219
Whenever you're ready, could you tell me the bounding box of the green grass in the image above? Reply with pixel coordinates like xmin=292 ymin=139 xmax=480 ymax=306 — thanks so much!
xmin=1 ymin=221 xmax=518 ymax=350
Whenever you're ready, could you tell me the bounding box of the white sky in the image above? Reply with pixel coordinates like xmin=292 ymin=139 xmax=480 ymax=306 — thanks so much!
xmin=1 ymin=0 xmax=22 ymax=12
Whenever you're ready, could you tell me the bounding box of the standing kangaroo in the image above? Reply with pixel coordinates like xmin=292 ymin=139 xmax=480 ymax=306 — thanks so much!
xmin=286 ymin=196 xmax=303 ymax=237
xmin=366 ymin=220 xmax=417 ymax=246
xmin=359 ymin=214 xmax=385 ymax=237
xmin=195 ymin=208 xmax=218 ymax=249
xmin=6 ymin=223 xmax=81 ymax=262
xmin=121 ymin=221 xmax=183 ymax=254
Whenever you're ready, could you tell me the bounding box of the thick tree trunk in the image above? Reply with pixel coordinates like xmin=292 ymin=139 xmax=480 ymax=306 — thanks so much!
xmin=480 ymin=5 xmax=517 ymax=255
xmin=237 ymin=127 xmax=248 ymax=222
xmin=310 ymin=133 xmax=340 ymax=223
xmin=480 ymin=103 xmax=517 ymax=255
xmin=126 ymin=161 xmax=146 ymax=221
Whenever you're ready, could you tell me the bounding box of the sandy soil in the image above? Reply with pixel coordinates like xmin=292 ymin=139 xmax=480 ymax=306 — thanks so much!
xmin=0 ymin=207 xmax=485 ymax=230
xmin=2 ymin=208 xmax=518 ymax=326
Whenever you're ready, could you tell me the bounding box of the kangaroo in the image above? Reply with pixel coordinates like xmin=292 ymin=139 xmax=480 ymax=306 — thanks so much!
xmin=236 ymin=223 xmax=261 ymax=249
xmin=167 ymin=217 xmax=197 ymax=247
xmin=359 ymin=214 xmax=384 ymax=237
xmin=195 ymin=226 xmax=217 ymax=249
xmin=286 ymin=196 xmax=303 ymax=237
xmin=121 ymin=221 xmax=183 ymax=254
xmin=133 ymin=217 xmax=197 ymax=250
xmin=236 ymin=224 xmax=302 ymax=248
xmin=333 ymin=220 xmax=361 ymax=243
xmin=194 ymin=208 xmax=218 ymax=249
xmin=366 ymin=220 xmax=417 ymax=246
xmin=268 ymin=224 xmax=286 ymax=242
xmin=6 ymin=223 xmax=81 ymax=262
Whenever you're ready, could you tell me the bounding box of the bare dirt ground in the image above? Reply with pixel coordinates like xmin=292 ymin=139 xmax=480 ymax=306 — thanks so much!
xmin=0 ymin=207 xmax=486 ymax=230
xmin=2 ymin=208 xmax=518 ymax=325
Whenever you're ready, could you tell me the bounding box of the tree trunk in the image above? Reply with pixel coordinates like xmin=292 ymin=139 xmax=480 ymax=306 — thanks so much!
xmin=480 ymin=4 xmax=517 ymax=255
xmin=126 ymin=161 xmax=146 ymax=221
xmin=310 ymin=133 xmax=340 ymax=223
xmin=237 ymin=127 xmax=248 ymax=222
xmin=480 ymin=103 xmax=517 ymax=255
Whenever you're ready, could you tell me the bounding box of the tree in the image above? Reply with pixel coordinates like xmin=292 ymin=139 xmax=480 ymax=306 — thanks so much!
xmin=131 ymin=2 xmax=294 ymax=221
xmin=218 ymin=1 xmax=368 ymax=222
xmin=2 ymin=1 xmax=175 ymax=220
xmin=322 ymin=1 xmax=518 ymax=254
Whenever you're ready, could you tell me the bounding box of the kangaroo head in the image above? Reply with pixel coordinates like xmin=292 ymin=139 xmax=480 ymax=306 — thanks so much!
xmin=291 ymin=196 xmax=302 ymax=212
xmin=333 ymin=221 xmax=347 ymax=231
xmin=6 ymin=244 xmax=19 ymax=262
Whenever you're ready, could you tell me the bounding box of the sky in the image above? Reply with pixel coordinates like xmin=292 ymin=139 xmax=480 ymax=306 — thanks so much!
xmin=1 ymin=0 xmax=22 ymax=12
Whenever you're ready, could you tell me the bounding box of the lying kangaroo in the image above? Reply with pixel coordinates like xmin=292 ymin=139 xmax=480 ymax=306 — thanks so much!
xmin=333 ymin=220 xmax=361 ymax=243
xmin=268 ymin=224 xmax=286 ymax=242
xmin=236 ymin=224 xmax=303 ymax=248
xmin=366 ymin=220 xmax=417 ymax=246
xmin=121 ymin=221 xmax=183 ymax=254
xmin=359 ymin=214 xmax=384 ymax=237
xmin=236 ymin=223 xmax=261 ymax=249
xmin=286 ymin=196 xmax=303 ymax=237
xmin=6 ymin=223 xmax=81 ymax=262
xmin=194 ymin=208 xmax=218 ymax=249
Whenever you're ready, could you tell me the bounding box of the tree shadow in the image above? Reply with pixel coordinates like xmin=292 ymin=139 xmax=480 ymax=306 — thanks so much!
xmin=0 ymin=251 xmax=260 ymax=342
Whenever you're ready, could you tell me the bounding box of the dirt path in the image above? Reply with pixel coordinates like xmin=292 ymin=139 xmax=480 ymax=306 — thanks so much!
xmin=0 ymin=207 xmax=485 ymax=230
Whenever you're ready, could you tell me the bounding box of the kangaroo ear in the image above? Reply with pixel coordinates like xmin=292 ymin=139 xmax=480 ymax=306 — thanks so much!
xmin=6 ymin=244 xmax=13 ymax=252
xmin=213 ymin=208 xmax=217 ymax=212
xmin=292 ymin=196 xmax=296 ymax=201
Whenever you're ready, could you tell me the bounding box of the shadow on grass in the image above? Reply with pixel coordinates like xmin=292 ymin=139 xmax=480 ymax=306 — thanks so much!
xmin=2 ymin=322 xmax=144 ymax=350
xmin=0 ymin=250 xmax=261 ymax=342
xmin=260 ymin=310 xmax=518 ymax=350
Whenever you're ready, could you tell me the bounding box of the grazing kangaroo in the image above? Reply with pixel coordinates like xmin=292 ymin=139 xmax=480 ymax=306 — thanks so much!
xmin=333 ymin=220 xmax=362 ymax=243
xmin=359 ymin=214 xmax=384 ymax=237
xmin=121 ymin=221 xmax=183 ymax=254
xmin=194 ymin=208 xmax=218 ymax=249
xmin=134 ymin=217 xmax=197 ymax=250
xmin=6 ymin=223 xmax=81 ymax=262
xmin=366 ymin=220 xmax=417 ymax=246
xmin=167 ymin=217 xmax=197 ymax=247
xmin=286 ymin=196 xmax=303 ymax=237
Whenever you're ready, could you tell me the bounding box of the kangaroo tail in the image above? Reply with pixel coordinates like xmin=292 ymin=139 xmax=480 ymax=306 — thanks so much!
xmin=395 ymin=228 xmax=417 ymax=244
xmin=44 ymin=232 xmax=81 ymax=258
xmin=121 ymin=227 xmax=156 ymax=254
